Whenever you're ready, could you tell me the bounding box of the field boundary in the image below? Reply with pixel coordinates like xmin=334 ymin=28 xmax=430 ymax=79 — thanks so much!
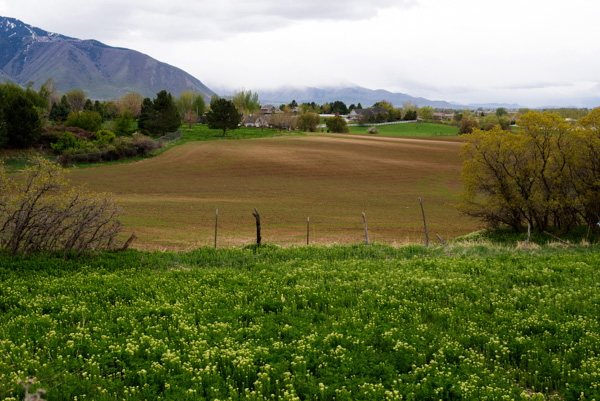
xmin=350 ymin=119 xmax=418 ymax=127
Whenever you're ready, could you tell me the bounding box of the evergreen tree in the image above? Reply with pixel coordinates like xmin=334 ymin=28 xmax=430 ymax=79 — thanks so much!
xmin=138 ymin=98 xmax=154 ymax=134
xmin=205 ymin=98 xmax=241 ymax=137
xmin=137 ymin=91 xmax=181 ymax=136
xmin=49 ymin=95 xmax=71 ymax=123
xmin=3 ymin=91 xmax=42 ymax=148
xmin=0 ymin=107 xmax=7 ymax=147
xmin=83 ymin=99 xmax=94 ymax=111
xmin=330 ymin=100 xmax=349 ymax=115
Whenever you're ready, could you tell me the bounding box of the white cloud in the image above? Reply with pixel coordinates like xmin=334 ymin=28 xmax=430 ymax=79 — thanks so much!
xmin=1 ymin=0 xmax=417 ymax=41
xmin=1 ymin=0 xmax=600 ymax=106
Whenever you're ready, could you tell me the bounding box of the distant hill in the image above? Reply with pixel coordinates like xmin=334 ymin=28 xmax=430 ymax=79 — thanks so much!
xmin=258 ymin=86 xmax=462 ymax=108
xmin=0 ymin=16 xmax=214 ymax=100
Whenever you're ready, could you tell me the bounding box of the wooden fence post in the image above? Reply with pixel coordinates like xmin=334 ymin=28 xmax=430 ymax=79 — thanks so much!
xmin=119 ymin=232 xmax=137 ymax=252
xmin=214 ymin=209 xmax=218 ymax=249
xmin=253 ymin=208 xmax=262 ymax=246
xmin=307 ymin=217 xmax=310 ymax=245
xmin=419 ymin=197 xmax=429 ymax=247
xmin=362 ymin=212 xmax=370 ymax=246
xmin=436 ymin=234 xmax=448 ymax=247
xmin=525 ymin=223 xmax=531 ymax=250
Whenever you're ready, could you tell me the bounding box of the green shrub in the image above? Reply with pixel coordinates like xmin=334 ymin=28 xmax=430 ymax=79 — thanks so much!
xmin=94 ymin=129 xmax=116 ymax=145
xmin=64 ymin=110 xmax=103 ymax=132
xmin=325 ymin=116 xmax=350 ymax=133
xmin=50 ymin=131 xmax=85 ymax=153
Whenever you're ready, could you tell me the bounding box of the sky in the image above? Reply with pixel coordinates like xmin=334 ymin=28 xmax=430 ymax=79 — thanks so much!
xmin=1 ymin=0 xmax=599 ymax=107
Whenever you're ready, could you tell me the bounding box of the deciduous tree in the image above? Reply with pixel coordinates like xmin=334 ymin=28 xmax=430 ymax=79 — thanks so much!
xmin=117 ymin=92 xmax=143 ymax=118
xmin=269 ymin=111 xmax=296 ymax=132
xmin=296 ymin=112 xmax=321 ymax=132
xmin=183 ymin=110 xmax=198 ymax=128
xmin=65 ymin=89 xmax=86 ymax=113
xmin=457 ymin=110 xmax=600 ymax=233
xmin=232 ymin=89 xmax=260 ymax=118
xmin=325 ymin=116 xmax=349 ymax=133
xmin=419 ymin=106 xmax=434 ymax=121
xmin=177 ymin=90 xmax=194 ymax=118
xmin=192 ymin=94 xmax=206 ymax=119
xmin=458 ymin=116 xmax=479 ymax=134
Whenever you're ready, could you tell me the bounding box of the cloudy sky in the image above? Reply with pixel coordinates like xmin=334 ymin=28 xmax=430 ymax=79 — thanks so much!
xmin=2 ymin=0 xmax=599 ymax=107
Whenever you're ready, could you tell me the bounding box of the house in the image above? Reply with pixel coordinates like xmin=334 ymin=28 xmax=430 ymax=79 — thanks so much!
xmin=348 ymin=106 xmax=388 ymax=121
xmin=433 ymin=112 xmax=455 ymax=121
xmin=242 ymin=113 xmax=270 ymax=128
xmin=259 ymin=105 xmax=279 ymax=115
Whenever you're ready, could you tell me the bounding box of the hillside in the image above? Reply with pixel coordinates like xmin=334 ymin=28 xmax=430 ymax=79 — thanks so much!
xmin=258 ymin=85 xmax=461 ymax=108
xmin=0 ymin=16 xmax=214 ymax=100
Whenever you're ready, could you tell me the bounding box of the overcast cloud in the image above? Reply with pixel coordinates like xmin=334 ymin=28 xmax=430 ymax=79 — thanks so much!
xmin=1 ymin=0 xmax=599 ymax=107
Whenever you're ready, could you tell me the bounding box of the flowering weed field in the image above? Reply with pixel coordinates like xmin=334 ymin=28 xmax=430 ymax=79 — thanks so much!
xmin=0 ymin=244 xmax=599 ymax=400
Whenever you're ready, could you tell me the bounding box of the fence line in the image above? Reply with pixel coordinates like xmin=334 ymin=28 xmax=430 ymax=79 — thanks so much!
xmin=351 ymin=120 xmax=419 ymax=127
xmin=156 ymin=130 xmax=183 ymax=143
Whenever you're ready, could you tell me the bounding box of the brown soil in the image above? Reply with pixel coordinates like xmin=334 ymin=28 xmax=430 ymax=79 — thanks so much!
xmin=67 ymin=135 xmax=479 ymax=249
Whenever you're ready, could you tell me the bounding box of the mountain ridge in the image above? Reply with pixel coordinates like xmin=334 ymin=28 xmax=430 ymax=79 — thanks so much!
xmin=256 ymin=85 xmax=529 ymax=109
xmin=0 ymin=16 xmax=214 ymax=100
xmin=256 ymin=85 xmax=461 ymax=108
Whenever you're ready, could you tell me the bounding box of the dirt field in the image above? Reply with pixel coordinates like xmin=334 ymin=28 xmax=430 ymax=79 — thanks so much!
xmin=67 ymin=134 xmax=479 ymax=249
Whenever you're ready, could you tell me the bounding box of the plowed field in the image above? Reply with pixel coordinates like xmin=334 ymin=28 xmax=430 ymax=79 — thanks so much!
xmin=68 ymin=134 xmax=478 ymax=249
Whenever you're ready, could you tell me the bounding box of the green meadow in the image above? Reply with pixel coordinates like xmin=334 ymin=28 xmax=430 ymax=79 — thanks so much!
xmin=1 ymin=242 xmax=599 ymax=400
xmin=348 ymin=122 xmax=459 ymax=137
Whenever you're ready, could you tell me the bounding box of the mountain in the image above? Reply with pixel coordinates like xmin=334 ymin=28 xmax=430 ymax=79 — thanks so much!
xmin=0 ymin=16 xmax=214 ymax=100
xmin=257 ymin=86 xmax=461 ymax=108
xmin=467 ymin=102 xmax=523 ymax=110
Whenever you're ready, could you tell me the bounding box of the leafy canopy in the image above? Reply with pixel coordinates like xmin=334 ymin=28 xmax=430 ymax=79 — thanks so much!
xmin=457 ymin=109 xmax=600 ymax=233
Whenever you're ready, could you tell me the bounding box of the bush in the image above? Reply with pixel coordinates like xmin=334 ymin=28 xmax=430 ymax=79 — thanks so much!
xmin=325 ymin=116 xmax=349 ymax=133
xmin=50 ymin=131 xmax=85 ymax=153
xmin=94 ymin=129 xmax=116 ymax=145
xmin=41 ymin=126 xmax=95 ymax=143
xmin=0 ymin=157 xmax=121 ymax=256
xmin=64 ymin=110 xmax=103 ymax=132
xmin=296 ymin=112 xmax=321 ymax=132
xmin=114 ymin=110 xmax=134 ymax=136
xmin=458 ymin=117 xmax=479 ymax=134
xmin=132 ymin=133 xmax=161 ymax=155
